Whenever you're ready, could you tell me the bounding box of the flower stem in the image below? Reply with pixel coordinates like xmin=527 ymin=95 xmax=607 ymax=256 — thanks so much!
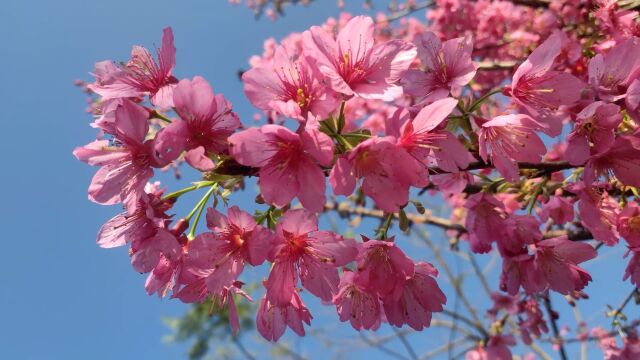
xmin=150 ymin=110 xmax=173 ymax=123
xmin=162 ymin=181 xmax=216 ymax=201
xmin=185 ymin=184 xmax=218 ymax=239
xmin=527 ymin=176 xmax=549 ymax=214
xmin=467 ymin=87 xmax=504 ymax=114
xmin=376 ymin=213 xmax=394 ymax=240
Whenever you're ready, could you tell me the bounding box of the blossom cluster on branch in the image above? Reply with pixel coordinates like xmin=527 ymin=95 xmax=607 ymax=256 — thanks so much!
xmin=74 ymin=0 xmax=640 ymax=358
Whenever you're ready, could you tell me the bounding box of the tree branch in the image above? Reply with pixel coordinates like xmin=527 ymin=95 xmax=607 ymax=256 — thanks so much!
xmin=215 ymin=158 xmax=574 ymax=178
xmin=382 ymin=1 xmax=433 ymax=23
xmin=611 ymin=287 xmax=639 ymax=324
xmin=325 ymin=201 xmax=594 ymax=241
xmin=543 ymin=295 xmax=568 ymax=360
xmin=510 ymin=0 xmax=550 ymax=7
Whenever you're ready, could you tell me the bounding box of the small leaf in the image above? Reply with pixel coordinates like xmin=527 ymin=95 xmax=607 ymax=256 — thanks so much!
xmin=399 ymin=209 xmax=409 ymax=232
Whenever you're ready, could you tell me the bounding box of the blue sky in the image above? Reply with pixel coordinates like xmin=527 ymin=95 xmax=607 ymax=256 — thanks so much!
xmin=1 ymin=0 xmax=636 ymax=359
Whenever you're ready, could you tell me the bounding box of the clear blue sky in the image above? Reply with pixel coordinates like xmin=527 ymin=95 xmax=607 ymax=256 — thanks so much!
xmin=0 ymin=1 xmax=635 ymax=359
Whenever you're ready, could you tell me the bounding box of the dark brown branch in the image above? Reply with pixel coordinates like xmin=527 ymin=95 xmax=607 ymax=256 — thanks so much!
xmin=215 ymin=158 xmax=574 ymax=178
xmin=510 ymin=0 xmax=550 ymax=8
xmin=544 ymin=228 xmax=593 ymax=241
xmin=543 ymin=295 xmax=568 ymax=360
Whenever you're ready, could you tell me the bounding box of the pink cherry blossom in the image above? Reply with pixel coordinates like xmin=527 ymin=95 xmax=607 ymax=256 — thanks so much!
xmin=431 ymin=171 xmax=474 ymax=197
xmin=382 ymin=262 xmax=446 ymax=330
xmin=333 ymin=270 xmax=382 ymax=331
xmin=572 ymin=185 xmax=620 ymax=246
xmin=619 ymin=202 xmax=640 ymax=247
xmin=626 ymin=78 xmax=640 ymax=122
xmin=153 ymin=76 xmax=240 ymax=171
xmin=174 ymin=280 xmax=251 ymax=335
xmin=184 ymin=206 xmax=271 ymax=294
xmin=501 ymin=214 xmax=542 ymax=255
xmin=566 ymin=101 xmax=622 ymax=166
xmin=465 ymin=335 xmax=516 ymax=360
xmin=594 ymin=0 xmax=640 ymax=41
xmin=518 ymin=299 xmax=549 ymax=345
xmin=402 ymin=32 xmax=477 ymax=102
xmin=502 ymin=236 xmax=596 ymax=296
xmin=353 ymin=237 xmax=415 ymax=301
xmin=256 ymin=290 xmax=312 ymax=342
xmin=303 ymin=15 xmax=417 ymax=101
xmin=265 ymin=209 xmax=358 ymax=305
xmin=533 ymin=236 xmax=597 ymax=295
xmin=593 ymin=326 xmax=640 ymax=360
xmin=464 ymin=193 xmax=514 ymax=254
xmin=477 ymin=114 xmax=547 ymax=183
xmin=89 ymin=27 xmax=178 ymax=108
xmin=624 ymin=215 xmax=640 ymax=285
xmin=500 ymin=250 xmax=541 ymax=295
xmin=507 ymin=31 xmax=584 ymax=116
xmin=329 ymin=136 xmax=425 ymax=212
xmin=243 ymin=44 xmax=340 ymax=122
xmin=228 ymin=125 xmax=334 ymax=213
xmin=130 ymin=228 xmax=181 ymax=274
xmin=73 ymin=100 xmax=160 ymax=213
xmin=589 ymin=36 xmax=640 ymax=102
xmin=97 ymin=183 xmax=173 ymax=248
xmin=624 ymin=250 xmax=640 ymax=286
xmin=389 ymin=98 xmax=471 ymax=175
xmin=539 ymin=194 xmax=575 ymax=225
xmin=488 ymin=293 xmax=520 ymax=319
xmin=144 ymin=252 xmax=183 ymax=297
xmin=584 ymin=135 xmax=640 ymax=188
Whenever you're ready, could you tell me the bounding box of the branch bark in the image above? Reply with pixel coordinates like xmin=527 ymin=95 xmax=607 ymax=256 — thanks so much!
xmin=325 ymin=201 xmax=594 ymax=241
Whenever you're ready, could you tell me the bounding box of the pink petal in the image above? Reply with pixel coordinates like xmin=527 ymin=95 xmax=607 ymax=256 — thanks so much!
xmin=228 ymin=128 xmax=273 ymax=167
xmin=295 ymin=159 xmax=326 ymax=213
xmin=73 ymin=140 xmax=129 ymax=166
xmin=301 ymin=128 xmax=334 ymax=166
xmin=265 ymin=260 xmax=298 ymax=306
xmin=158 ymin=27 xmax=176 ymax=75
xmin=278 ymin=208 xmax=318 ymax=235
xmin=329 ymin=157 xmax=356 ymax=196
xmin=173 ymin=76 xmax=217 ymax=121
xmin=114 ymin=100 xmax=149 ymax=145
xmin=150 ymin=84 xmax=175 ymax=109
xmin=336 ymin=16 xmax=374 ymax=57
xmin=153 ymin=120 xmax=189 ymax=163
xmin=299 ymin=255 xmax=340 ymax=301
xmin=308 ymin=231 xmax=358 ymax=266
xmin=259 ymin=163 xmax=299 ymax=208
xmin=243 ymin=66 xmax=284 ymax=110
xmin=184 ymin=146 xmax=215 ymax=171
xmin=412 ymin=97 xmax=458 ymax=133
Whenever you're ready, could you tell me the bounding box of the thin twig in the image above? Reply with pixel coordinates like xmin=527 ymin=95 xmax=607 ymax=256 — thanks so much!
xmin=419 ymin=336 xmax=472 ymax=360
xmin=468 ymin=253 xmax=492 ymax=296
xmin=392 ymin=327 xmax=419 ymax=360
xmin=383 ymin=1 xmax=433 ymax=23
xmin=360 ymin=333 xmax=410 ymax=360
xmin=327 ymin=201 xmax=593 ymax=242
xmin=612 ymin=287 xmax=639 ymax=324
xmin=543 ymin=295 xmax=568 ymax=360
xmin=566 ymin=295 xmax=587 ymax=360
xmin=414 ymin=228 xmax=489 ymax=338
xmin=233 ymin=337 xmax=256 ymax=360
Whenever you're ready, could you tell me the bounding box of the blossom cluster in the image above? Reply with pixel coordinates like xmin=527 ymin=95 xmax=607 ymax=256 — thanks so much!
xmin=75 ymin=0 xmax=640 ymax=358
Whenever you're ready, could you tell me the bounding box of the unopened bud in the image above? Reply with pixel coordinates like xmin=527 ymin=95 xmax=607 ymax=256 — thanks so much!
xmin=171 ymin=218 xmax=189 ymax=236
